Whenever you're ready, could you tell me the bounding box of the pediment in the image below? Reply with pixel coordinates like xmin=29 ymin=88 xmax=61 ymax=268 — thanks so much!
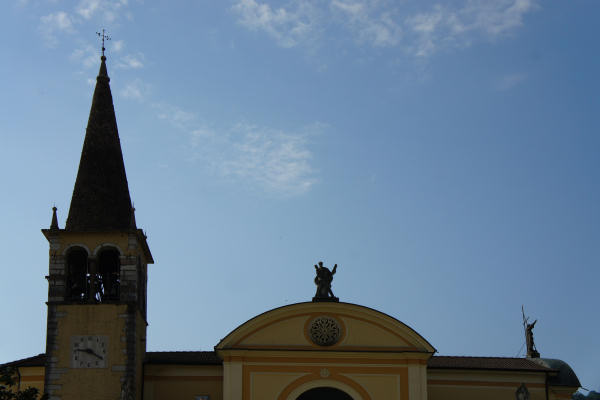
xmin=216 ymin=302 xmax=435 ymax=354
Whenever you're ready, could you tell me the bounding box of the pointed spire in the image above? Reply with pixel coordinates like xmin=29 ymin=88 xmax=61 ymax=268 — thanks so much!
xmin=50 ymin=206 xmax=59 ymax=230
xmin=65 ymin=54 xmax=133 ymax=231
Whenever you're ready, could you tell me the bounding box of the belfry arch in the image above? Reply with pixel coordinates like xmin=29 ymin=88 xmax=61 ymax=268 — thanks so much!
xmin=96 ymin=247 xmax=120 ymax=301
xmin=65 ymin=246 xmax=88 ymax=301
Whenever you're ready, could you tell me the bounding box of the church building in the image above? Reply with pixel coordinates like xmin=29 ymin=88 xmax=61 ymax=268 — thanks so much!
xmin=1 ymin=54 xmax=581 ymax=400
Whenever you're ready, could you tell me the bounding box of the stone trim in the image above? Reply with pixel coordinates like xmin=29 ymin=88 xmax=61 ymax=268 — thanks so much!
xmin=43 ymin=305 xmax=67 ymax=399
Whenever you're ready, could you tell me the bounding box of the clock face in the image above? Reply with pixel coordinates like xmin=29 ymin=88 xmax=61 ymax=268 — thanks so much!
xmin=71 ymin=335 xmax=108 ymax=368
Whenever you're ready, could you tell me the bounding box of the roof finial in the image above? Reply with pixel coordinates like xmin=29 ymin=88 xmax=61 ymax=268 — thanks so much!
xmin=129 ymin=203 xmax=137 ymax=230
xmin=96 ymin=28 xmax=111 ymax=59
xmin=50 ymin=206 xmax=59 ymax=230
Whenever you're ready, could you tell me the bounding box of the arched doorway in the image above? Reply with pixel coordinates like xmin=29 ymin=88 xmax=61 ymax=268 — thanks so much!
xmin=296 ymin=386 xmax=353 ymax=400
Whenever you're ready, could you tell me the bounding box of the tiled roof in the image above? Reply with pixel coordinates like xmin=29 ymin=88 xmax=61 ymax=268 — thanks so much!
xmin=1 ymin=352 xmax=222 ymax=368
xmin=0 ymin=353 xmax=46 ymax=368
xmin=533 ymin=358 xmax=580 ymax=387
xmin=1 ymin=353 xmax=556 ymax=373
xmin=145 ymin=351 xmax=222 ymax=365
xmin=428 ymin=356 xmax=555 ymax=372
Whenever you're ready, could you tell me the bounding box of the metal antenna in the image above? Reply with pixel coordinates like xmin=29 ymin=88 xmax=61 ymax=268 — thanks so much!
xmin=96 ymin=29 xmax=111 ymax=57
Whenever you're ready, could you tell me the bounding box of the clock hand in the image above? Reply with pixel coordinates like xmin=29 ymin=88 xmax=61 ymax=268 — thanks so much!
xmin=76 ymin=348 xmax=104 ymax=360
xmin=87 ymin=349 xmax=104 ymax=360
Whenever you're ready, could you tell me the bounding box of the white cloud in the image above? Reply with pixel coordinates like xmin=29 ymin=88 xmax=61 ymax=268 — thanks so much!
xmin=115 ymin=53 xmax=145 ymax=69
xmin=36 ymin=0 xmax=132 ymax=49
xmin=232 ymin=0 xmax=538 ymax=57
xmin=71 ymin=44 xmax=139 ymax=73
xmin=76 ymin=0 xmax=100 ymax=19
xmin=496 ymin=72 xmax=527 ymax=91
xmin=70 ymin=44 xmax=99 ymax=68
xmin=331 ymin=0 xmax=402 ymax=47
xmin=76 ymin=0 xmax=129 ymax=22
xmin=231 ymin=0 xmax=318 ymax=48
xmin=120 ymin=79 xmax=150 ymax=100
xmin=39 ymin=11 xmax=74 ymax=47
xmin=43 ymin=11 xmax=73 ymax=30
xmin=113 ymin=40 xmax=124 ymax=52
xmin=154 ymin=103 xmax=197 ymax=131
xmin=465 ymin=0 xmax=537 ymax=37
xmin=405 ymin=0 xmax=538 ymax=57
xmin=153 ymin=102 xmax=321 ymax=196
xmin=220 ymin=123 xmax=319 ymax=195
xmin=190 ymin=128 xmax=215 ymax=143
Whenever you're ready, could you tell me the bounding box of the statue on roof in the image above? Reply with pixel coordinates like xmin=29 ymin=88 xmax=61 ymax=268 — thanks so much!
xmin=522 ymin=306 xmax=540 ymax=358
xmin=313 ymin=261 xmax=339 ymax=302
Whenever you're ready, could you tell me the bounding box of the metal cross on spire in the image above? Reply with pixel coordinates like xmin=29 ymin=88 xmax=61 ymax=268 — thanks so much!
xmin=96 ymin=29 xmax=111 ymax=57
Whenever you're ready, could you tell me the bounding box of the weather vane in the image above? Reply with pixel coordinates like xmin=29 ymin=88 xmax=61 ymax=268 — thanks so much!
xmin=96 ymin=29 xmax=111 ymax=57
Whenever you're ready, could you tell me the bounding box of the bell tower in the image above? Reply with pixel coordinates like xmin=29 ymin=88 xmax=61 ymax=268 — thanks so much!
xmin=42 ymin=53 xmax=153 ymax=400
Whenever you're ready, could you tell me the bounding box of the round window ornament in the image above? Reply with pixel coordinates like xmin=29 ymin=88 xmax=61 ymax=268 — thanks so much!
xmin=309 ymin=316 xmax=341 ymax=346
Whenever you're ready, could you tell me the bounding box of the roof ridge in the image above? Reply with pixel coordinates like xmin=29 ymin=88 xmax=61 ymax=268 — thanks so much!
xmin=432 ymin=355 xmax=533 ymax=359
xmin=147 ymin=350 xmax=217 ymax=353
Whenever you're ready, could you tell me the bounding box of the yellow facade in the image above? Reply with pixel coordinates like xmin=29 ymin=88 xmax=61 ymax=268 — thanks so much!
xmin=143 ymin=365 xmax=223 ymax=400
xmin=52 ymin=304 xmax=130 ymax=400
xmin=428 ymin=370 xmax=547 ymax=400
xmin=8 ymin=298 xmax=580 ymax=400
xmin=215 ymin=302 xmax=433 ymax=400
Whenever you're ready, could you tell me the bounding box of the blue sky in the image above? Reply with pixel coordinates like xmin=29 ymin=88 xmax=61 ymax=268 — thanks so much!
xmin=1 ymin=0 xmax=598 ymax=393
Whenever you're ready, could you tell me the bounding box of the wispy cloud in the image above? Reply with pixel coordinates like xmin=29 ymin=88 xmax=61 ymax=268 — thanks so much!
xmin=221 ymin=123 xmax=319 ymax=195
xmin=39 ymin=11 xmax=74 ymax=47
xmin=36 ymin=0 xmax=132 ymax=48
xmin=120 ymin=78 xmax=150 ymax=100
xmin=496 ymin=72 xmax=527 ymax=91
xmin=153 ymin=102 xmax=321 ymax=196
xmin=464 ymin=0 xmax=537 ymax=37
xmin=76 ymin=0 xmax=129 ymax=23
xmin=231 ymin=0 xmax=319 ymax=48
xmin=330 ymin=0 xmax=402 ymax=47
xmin=115 ymin=53 xmax=145 ymax=69
xmin=154 ymin=103 xmax=197 ymax=131
xmin=231 ymin=0 xmax=538 ymax=57
xmin=70 ymin=44 xmax=99 ymax=68
xmin=76 ymin=0 xmax=100 ymax=19
xmin=405 ymin=0 xmax=538 ymax=57
xmin=112 ymin=40 xmax=125 ymax=52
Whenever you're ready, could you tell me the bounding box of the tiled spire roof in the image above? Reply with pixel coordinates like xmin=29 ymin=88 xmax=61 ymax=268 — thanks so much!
xmin=65 ymin=55 xmax=134 ymax=231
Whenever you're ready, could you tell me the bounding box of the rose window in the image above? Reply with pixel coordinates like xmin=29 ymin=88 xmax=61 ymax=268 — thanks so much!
xmin=309 ymin=316 xmax=341 ymax=346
